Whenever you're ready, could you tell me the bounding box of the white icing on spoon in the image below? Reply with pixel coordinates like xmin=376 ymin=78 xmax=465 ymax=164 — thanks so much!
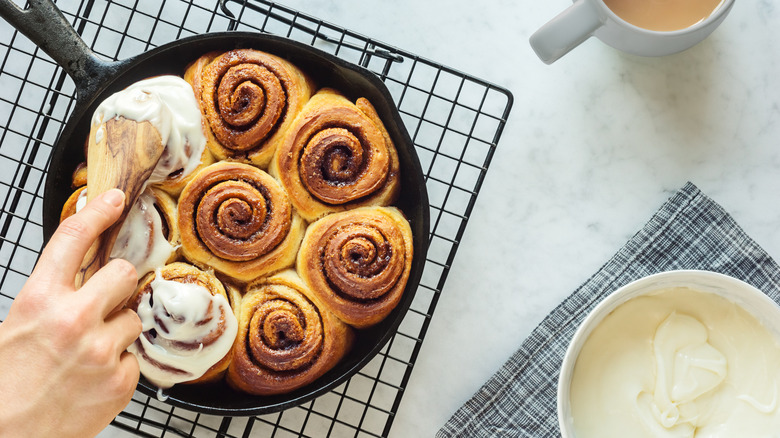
xmin=91 ymin=75 xmax=206 ymax=184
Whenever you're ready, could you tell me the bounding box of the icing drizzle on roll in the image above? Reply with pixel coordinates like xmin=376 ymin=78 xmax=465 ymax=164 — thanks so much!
xmin=127 ymin=269 xmax=238 ymax=390
xmin=75 ymin=188 xmax=175 ymax=279
xmin=111 ymin=191 xmax=175 ymax=278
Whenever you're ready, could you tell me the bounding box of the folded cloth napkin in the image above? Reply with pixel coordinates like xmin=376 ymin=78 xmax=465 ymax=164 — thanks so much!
xmin=437 ymin=182 xmax=780 ymax=438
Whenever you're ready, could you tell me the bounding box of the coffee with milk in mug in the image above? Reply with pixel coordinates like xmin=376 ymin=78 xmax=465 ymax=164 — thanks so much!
xmin=529 ymin=0 xmax=734 ymax=64
xmin=603 ymin=0 xmax=726 ymax=32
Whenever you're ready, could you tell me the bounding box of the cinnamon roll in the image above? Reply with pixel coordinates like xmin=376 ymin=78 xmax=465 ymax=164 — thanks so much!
xmin=60 ymin=187 xmax=179 ymax=279
xmin=126 ymin=262 xmax=239 ymax=389
xmin=151 ymin=140 xmax=215 ymax=196
xmin=61 ymin=163 xmax=89 ymax=221
xmin=178 ymin=162 xmax=305 ymax=283
xmin=297 ymin=206 xmax=413 ymax=328
xmin=227 ymin=269 xmax=353 ymax=395
xmin=60 ymin=186 xmax=86 ymax=223
xmin=270 ymin=89 xmax=400 ymax=222
xmin=183 ymin=51 xmax=219 ymax=107
xmin=71 ymin=162 xmax=88 ymax=189
xmin=186 ymin=49 xmax=314 ymax=168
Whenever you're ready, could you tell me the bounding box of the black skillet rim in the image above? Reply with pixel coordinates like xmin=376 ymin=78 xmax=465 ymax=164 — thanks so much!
xmin=41 ymin=31 xmax=430 ymax=416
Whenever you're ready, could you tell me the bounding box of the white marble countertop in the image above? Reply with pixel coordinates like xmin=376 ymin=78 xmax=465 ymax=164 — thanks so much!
xmin=101 ymin=0 xmax=780 ymax=436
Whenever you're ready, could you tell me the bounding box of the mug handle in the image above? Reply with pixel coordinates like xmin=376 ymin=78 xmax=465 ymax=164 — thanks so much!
xmin=529 ymin=0 xmax=603 ymax=64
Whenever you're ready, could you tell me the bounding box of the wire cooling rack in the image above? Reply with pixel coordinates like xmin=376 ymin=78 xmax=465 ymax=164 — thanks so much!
xmin=0 ymin=0 xmax=513 ymax=436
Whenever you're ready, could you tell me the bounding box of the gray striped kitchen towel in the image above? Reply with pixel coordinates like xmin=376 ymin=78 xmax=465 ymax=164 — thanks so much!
xmin=437 ymin=182 xmax=780 ymax=437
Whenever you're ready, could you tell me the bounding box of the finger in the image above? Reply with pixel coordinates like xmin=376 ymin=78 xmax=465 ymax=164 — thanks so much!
xmin=116 ymin=351 xmax=141 ymax=406
xmin=120 ymin=350 xmax=141 ymax=387
xmin=82 ymin=258 xmax=138 ymax=317
xmin=105 ymin=308 xmax=143 ymax=354
xmin=35 ymin=189 xmax=126 ymax=286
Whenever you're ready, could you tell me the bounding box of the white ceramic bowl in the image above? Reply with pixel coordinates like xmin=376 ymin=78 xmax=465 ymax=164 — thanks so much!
xmin=557 ymin=270 xmax=780 ymax=437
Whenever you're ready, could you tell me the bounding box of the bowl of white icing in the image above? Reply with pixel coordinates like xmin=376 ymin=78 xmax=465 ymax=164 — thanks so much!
xmin=558 ymin=270 xmax=780 ymax=438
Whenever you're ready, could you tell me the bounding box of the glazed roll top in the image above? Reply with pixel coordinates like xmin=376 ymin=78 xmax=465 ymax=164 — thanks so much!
xmin=227 ymin=269 xmax=353 ymax=395
xmin=271 ymin=89 xmax=400 ymax=222
xmin=186 ymin=49 xmax=314 ymax=167
xmin=178 ymin=161 xmax=305 ymax=283
xmin=60 ymin=186 xmax=179 ymax=279
xmin=297 ymin=206 xmax=413 ymax=328
xmin=111 ymin=189 xmax=179 ymax=278
xmin=126 ymin=262 xmax=238 ymax=389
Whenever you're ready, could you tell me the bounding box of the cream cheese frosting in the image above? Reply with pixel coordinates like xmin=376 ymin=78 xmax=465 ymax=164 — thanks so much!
xmin=76 ymin=188 xmax=174 ymax=279
xmin=127 ymin=271 xmax=238 ymax=390
xmin=91 ymin=75 xmax=206 ymax=184
xmin=570 ymin=287 xmax=780 ymax=438
xmin=109 ymin=190 xmax=175 ymax=279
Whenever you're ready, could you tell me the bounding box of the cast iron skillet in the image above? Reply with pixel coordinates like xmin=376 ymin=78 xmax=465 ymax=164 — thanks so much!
xmin=0 ymin=0 xmax=429 ymax=416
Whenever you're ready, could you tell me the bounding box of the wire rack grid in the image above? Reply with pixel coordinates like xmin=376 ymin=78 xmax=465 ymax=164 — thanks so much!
xmin=0 ymin=0 xmax=513 ymax=436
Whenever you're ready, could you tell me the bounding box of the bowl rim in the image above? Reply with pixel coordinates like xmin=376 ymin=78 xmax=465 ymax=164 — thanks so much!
xmin=556 ymin=269 xmax=780 ymax=437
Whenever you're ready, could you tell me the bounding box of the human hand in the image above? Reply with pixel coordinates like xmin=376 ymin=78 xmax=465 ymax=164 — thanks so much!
xmin=0 ymin=189 xmax=142 ymax=438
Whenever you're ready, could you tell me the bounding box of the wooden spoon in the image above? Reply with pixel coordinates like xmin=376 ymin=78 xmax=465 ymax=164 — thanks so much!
xmin=75 ymin=116 xmax=164 ymax=288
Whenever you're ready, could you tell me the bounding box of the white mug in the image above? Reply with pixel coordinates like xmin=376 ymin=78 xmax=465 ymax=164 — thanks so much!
xmin=529 ymin=0 xmax=735 ymax=64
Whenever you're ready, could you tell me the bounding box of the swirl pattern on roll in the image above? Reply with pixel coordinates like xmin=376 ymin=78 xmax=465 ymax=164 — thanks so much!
xmin=126 ymin=262 xmax=239 ymax=388
xmin=227 ymin=269 xmax=353 ymax=395
xmin=178 ymin=161 xmax=304 ymax=282
xmin=297 ymin=206 xmax=413 ymax=328
xmin=186 ymin=49 xmax=314 ymax=167
xmin=270 ymin=89 xmax=400 ymax=222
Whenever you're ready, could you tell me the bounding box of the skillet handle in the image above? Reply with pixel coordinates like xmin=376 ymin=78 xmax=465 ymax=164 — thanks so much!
xmin=0 ymin=0 xmax=121 ymax=103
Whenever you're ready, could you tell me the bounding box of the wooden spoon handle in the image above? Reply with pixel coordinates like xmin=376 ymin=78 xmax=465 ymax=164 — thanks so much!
xmin=76 ymin=117 xmax=163 ymax=287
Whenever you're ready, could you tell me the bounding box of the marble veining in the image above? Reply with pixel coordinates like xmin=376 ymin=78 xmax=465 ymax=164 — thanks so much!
xmin=76 ymin=0 xmax=780 ymax=436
